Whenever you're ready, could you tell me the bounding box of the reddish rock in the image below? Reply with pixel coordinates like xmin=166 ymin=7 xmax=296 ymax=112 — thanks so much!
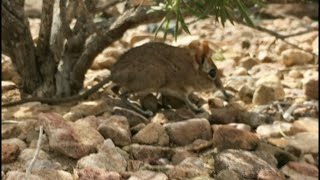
xmin=76 ymin=168 xmax=121 ymax=180
xmin=165 ymin=118 xmax=212 ymax=146
xmin=2 ymin=143 xmax=20 ymax=163
xmin=212 ymin=125 xmax=260 ymax=151
xmin=38 ymin=112 xmax=104 ymax=159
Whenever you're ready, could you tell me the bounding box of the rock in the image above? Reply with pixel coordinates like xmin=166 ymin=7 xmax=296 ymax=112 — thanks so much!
xmin=312 ymin=36 xmax=318 ymax=55
xmin=281 ymin=49 xmax=313 ymax=67
xmin=288 ymin=70 xmax=303 ymax=79
xmin=2 ymin=138 xmax=27 ymax=152
xmin=15 ymin=119 xmax=38 ymax=141
xmin=253 ymin=151 xmax=278 ymax=168
xmin=165 ymin=118 xmax=212 ymax=146
xmin=207 ymin=98 xmax=225 ymax=108
xmin=75 ymin=116 xmax=101 ymax=130
xmin=171 ymin=150 xmax=196 ymax=165
xmin=128 ymin=170 xmax=168 ymax=180
xmin=162 ymin=108 xmax=197 ymax=122
xmin=215 ymin=149 xmax=284 ymax=179
xmin=230 ymin=67 xmax=248 ymax=76
xmin=238 ymin=85 xmax=254 ymax=103
xmin=281 ymin=161 xmax=318 ymax=180
xmin=240 ymin=57 xmax=258 ymax=70
xmin=209 ymin=106 xmax=242 ymax=124
xmin=257 ymin=50 xmax=274 ymax=63
xmin=1 ymin=81 xmax=16 ymax=92
xmin=227 ymin=123 xmax=251 ymax=132
xmin=29 ymin=134 xmax=50 ymax=152
xmin=1 ymin=56 xmax=21 ymax=85
xmin=132 ymin=122 xmax=169 ymax=146
xmin=255 ymin=74 xmax=285 ymax=100
xmin=127 ymin=160 xmax=144 ymax=172
xmin=5 ymin=170 xmax=73 ymax=180
xmin=2 ymin=143 xmax=20 ymax=164
xmin=256 ymin=122 xmax=295 ymax=138
xmin=91 ymin=55 xmax=116 ymax=70
xmin=127 ymin=144 xmax=173 ymax=161
xmin=77 ymin=139 xmax=127 ymax=172
xmin=257 ymin=169 xmax=286 ymax=180
xmin=256 ymin=142 xmax=297 ymax=167
xmin=292 ymin=117 xmax=318 ymax=133
xmin=212 ymin=125 xmax=260 ymax=151
xmin=239 ymin=111 xmax=272 ymax=128
xmin=75 ymin=168 xmax=121 ymax=180
xmin=286 ymin=132 xmax=318 ymax=154
xmin=63 ymin=100 xmax=110 ymax=121
xmin=216 ymin=169 xmax=240 ymax=180
xmin=102 ymin=47 xmax=123 ymax=59
xmin=5 ymin=171 xmax=41 ymax=180
xmin=39 ymin=112 xmax=104 ymax=159
xmin=304 ymin=78 xmax=318 ymax=100
xmin=25 ymin=159 xmax=62 ymax=170
xmin=98 ymin=115 xmax=131 ymax=146
xmin=140 ymin=94 xmax=160 ymax=114
xmin=167 ymin=157 xmax=209 ymax=179
xmin=18 ymin=148 xmax=49 ymax=162
xmin=77 ymin=152 xmax=127 ymax=172
xmin=113 ymin=107 xmax=149 ymax=127
xmin=1 ymin=124 xmax=21 ymax=140
xmin=131 ymin=123 xmax=146 ymax=134
xmin=253 ymin=85 xmax=276 ymax=105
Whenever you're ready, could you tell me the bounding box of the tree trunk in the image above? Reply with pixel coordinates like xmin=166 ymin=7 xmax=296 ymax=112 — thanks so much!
xmin=1 ymin=0 xmax=42 ymax=94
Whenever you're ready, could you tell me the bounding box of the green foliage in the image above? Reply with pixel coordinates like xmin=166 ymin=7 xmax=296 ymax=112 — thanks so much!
xmin=151 ymin=0 xmax=263 ymax=39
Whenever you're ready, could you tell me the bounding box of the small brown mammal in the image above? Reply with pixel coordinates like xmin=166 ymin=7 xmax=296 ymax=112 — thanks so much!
xmin=110 ymin=42 xmax=228 ymax=116
xmin=2 ymin=42 xmax=228 ymax=116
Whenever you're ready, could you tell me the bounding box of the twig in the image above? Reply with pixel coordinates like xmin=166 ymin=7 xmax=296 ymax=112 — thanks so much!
xmin=238 ymin=22 xmax=318 ymax=57
xmin=26 ymin=126 xmax=43 ymax=180
xmin=1 ymin=120 xmax=21 ymax=124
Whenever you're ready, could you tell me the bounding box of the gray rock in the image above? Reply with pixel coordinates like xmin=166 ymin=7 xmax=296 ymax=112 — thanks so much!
xmin=216 ymin=169 xmax=240 ymax=180
xmin=167 ymin=157 xmax=209 ymax=179
xmin=77 ymin=140 xmax=127 ymax=172
xmin=214 ymin=149 xmax=284 ymax=179
xmin=98 ymin=115 xmax=131 ymax=146
xmin=18 ymin=148 xmax=49 ymax=162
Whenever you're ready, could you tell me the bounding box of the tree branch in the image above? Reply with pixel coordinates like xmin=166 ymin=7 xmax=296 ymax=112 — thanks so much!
xmin=70 ymin=8 xmax=166 ymax=90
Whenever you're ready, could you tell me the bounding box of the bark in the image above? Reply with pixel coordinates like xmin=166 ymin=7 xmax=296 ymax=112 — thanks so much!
xmin=1 ymin=0 xmax=42 ymax=93
xmin=35 ymin=0 xmax=56 ymax=97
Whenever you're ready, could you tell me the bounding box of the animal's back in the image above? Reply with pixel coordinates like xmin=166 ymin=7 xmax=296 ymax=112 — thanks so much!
xmin=110 ymin=42 xmax=199 ymax=93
